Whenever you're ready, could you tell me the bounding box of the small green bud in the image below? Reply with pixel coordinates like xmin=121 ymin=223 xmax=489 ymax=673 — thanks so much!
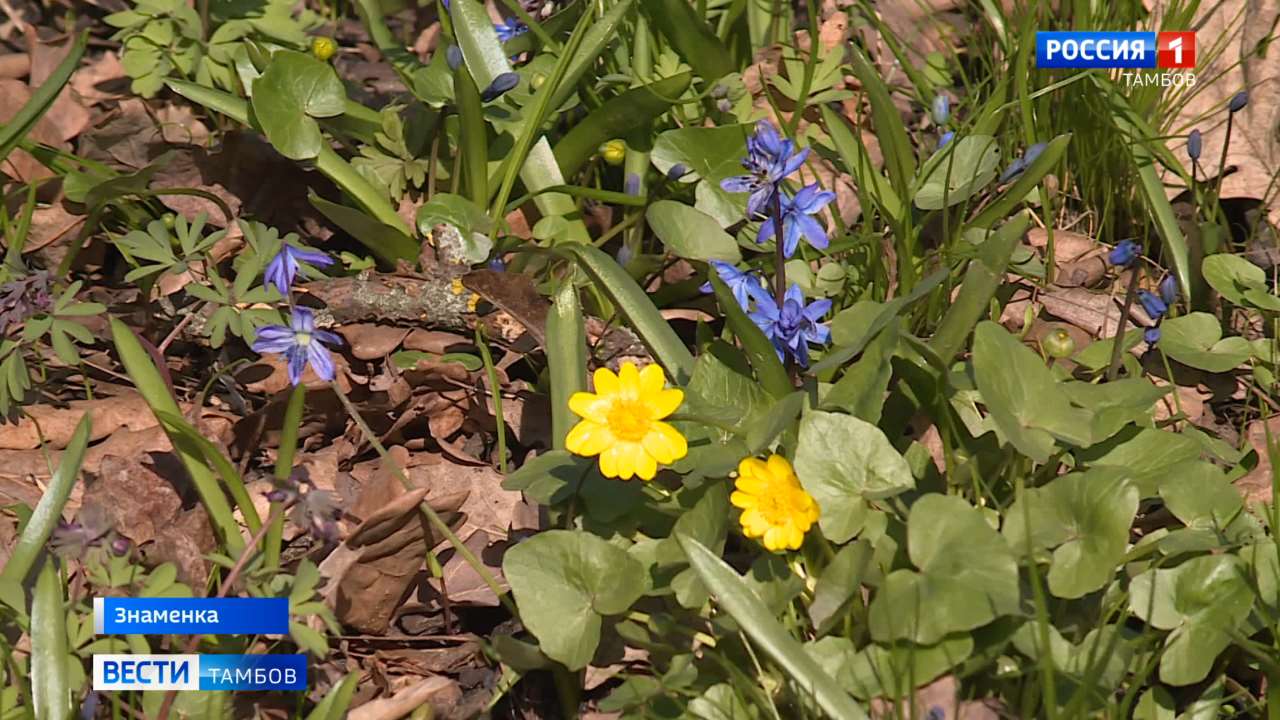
xmin=310 ymin=36 xmax=337 ymax=62
xmin=1041 ymin=327 xmax=1075 ymax=359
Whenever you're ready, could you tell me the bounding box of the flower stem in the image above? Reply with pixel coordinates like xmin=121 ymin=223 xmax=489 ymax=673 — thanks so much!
xmin=771 ymin=190 xmax=787 ymax=305
xmin=265 ymin=383 xmax=305 ymax=572
xmin=1106 ymin=265 xmax=1143 ymax=382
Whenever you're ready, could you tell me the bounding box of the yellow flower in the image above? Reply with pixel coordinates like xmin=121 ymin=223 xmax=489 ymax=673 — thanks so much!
xmin=731 ymin=455 xmax=820 ymax=552
xmin=310 ymin=36 xmax=337 ymax=62
xmin=600 ymin=139 xmax=627 ymax=166
xmin=565 ymin=362 xmax=687 ymax=480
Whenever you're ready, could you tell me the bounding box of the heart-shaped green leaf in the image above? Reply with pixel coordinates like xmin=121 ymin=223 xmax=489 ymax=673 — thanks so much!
xmin=1003 ymin=467 xmax=1138 ymax=598
xmin=251 ymin=50 xmax=347 ymax=160
xmin=913 ymin=134 xmax=1001 ymax=210
xmin=1128 ymin=554 xmax=1253 ymax=686
xmin=646 ymin=200 xmax=741 ymax=262
xmin=869 ymin=494 xmax=1019 ymax=643
xmin=793 ymin=410 xmax=914 ymax=543
xmin=503 ymin=529 xmax=649 ymax=670
xmin=1156 ymin=312 xmax=1251 ymax=373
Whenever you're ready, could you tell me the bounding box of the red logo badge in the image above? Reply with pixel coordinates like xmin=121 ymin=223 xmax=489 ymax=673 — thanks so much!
xmin=1157 ymin=32 xmax=1195 ymax=68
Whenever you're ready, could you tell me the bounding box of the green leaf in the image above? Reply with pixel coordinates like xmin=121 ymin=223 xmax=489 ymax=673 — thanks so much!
xmin=707 ymin=275 xmax=792 ymax=399
xmin=30 ymin=559 xmax=73 ymax=720
xmin=868 ymin=495 xmax=1019 ymax=644
xmin=650 ymin=124 xmax=752 ymax=227
xmin=1157 ymin=312 xmax=1251 ymax=373
xmin=1201 ymin=253 xmax=1273 ymax=308
xmin=793 ymin=410 xmax=913 ymax=543
xmin=0 ymin=32 xmax=87 ymax=168
xmin=679 ymin=535 xmax=869 ymax=720
xmin=250 ymin=50 xmax=347 ymax=160
xmin=967 ymin=134 xmax=1071 ymax=230
xmin=553 ymin=73 xmax=693 ymax=177
xmin=503 ymin=530 xmax=649 ymax=670
xmin=821 ymin=318 xmax=898 ymax=423
xmin=309 ymin=193 xmax=418 ymax=266
xmin=0 ymin=414 xmax=90 ymax=585
xmin=684 ymin=351 xmax=771 ymax=433
xmin=1003 ymin=467 xmax=1138 ymax=598
xmin=547 ymin=284 xmax=587 ymax=450
xmin=640 ymin=0 xmax=733 ymax=82
xmin=820 ymin=105 xmax=902 ymax=224
xmin=559 ymin=244 xmax=694 ymax=383
xmin=1128 ymin=554 xmax=1253 ymax=686
xmin=847 ymin=45 xmax=915 ymax=200
xmin=913 ymin=135 xmax=1001 ymax=210
xmin=808 ymin=632 xmax=974 ymax=700
xmin=972 ymin=321 xmax=1092 ymax=463
xmin=501 ymin=449 xmax=592 ymax=505
xmin=304 ymin=673 xmax=359 ymax=720
xmin=1075 ymin=427 xmax=1201 ymax=498
xmin=930 ymin=214 xmax=1029 ymax=363
xmin=808 ymin=540 xmax=874 ymax=636
xmin=646 ymin=201 xmax=741 ymax=262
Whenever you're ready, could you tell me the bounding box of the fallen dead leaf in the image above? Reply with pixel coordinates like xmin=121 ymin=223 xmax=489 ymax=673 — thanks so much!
xmin=0 ymin=78 xmax=64 ymax=183
xmin=0 ymin=393 xmax=158 ymax=450
xmin=24 ymin=202 xmax=85 ymax=254
xmin=70 ymin=50 xmax=127 ymax=106
xmin=1238 ymin=415 xmax=1280 ymax=508
xmin=338 ymin=324 xmax=412 ymax=360
xmin=348 ymin=675 xmax=461 ymax=720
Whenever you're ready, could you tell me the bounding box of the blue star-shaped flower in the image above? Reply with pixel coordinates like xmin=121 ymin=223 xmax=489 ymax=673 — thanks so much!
xmin=251 ymin=307 xmax=344 ymax=386
xmin=495 ymin=17 xmax=527 ymax=42
xmin=747 ymin=283 xmax=831 ymax=367
xmin=756 ymin=183 xmax=835 ymax=258
xmin=700 ymin=260 xmax=763 ymax=310
xmin=264 ymin=244 xmax=335 ymax=295
xmin=720 ymin=121 xmax=810 ymax=218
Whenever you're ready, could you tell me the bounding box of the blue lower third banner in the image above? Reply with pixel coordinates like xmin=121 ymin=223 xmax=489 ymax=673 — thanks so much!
xmin=93 ymin=654 xmax=307 ymax=691
xmin=94 ymin=597 xmax=289 ymax=634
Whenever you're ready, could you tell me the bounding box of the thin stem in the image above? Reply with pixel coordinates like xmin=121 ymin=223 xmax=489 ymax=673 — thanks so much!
xmin=474 ymin=326 xmax=508 ymax=474
xmin=771 ymin=190 xmax=787 ymax=304
xmin=1106 ymin=266 xmax=1143 ymax=381
xmin=265 ymin=384 xmax=306 ymax=571
xmin=1214 ymin=113 xmax=1234 ymax=210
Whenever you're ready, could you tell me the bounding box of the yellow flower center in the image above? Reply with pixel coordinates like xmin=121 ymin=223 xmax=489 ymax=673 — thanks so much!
xmin=295 ymin=330 xmax=312 ymax=347
xmin=607 ymin=398 xmax=652 ymax=441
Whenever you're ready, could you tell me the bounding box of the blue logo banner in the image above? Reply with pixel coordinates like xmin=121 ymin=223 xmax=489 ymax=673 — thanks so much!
xmin=1036 ymin=31 xmax=1156 ymax=68
xmin=94 ymin=597 xmax=289 ymax=635
xmin=93 ymin=654 xmax=307 ymax=691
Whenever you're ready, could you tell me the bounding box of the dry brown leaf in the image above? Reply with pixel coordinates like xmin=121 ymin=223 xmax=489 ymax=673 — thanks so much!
xmin=0 ymin=53 xmax=29 ymax=79
xmin=428 ymin=530 xmax=507 ymax=606
xmin=1040 ymin=285 xmax=1153 ymax=337
xmin=338 ymin=324 xmax=412 ymax=360
xmin=348 ymin=675 xmax=461 ymax=720
xmin=70 ymin=50 xmax=127 ymax=105
xmin=0 ymin=79 xmax=63 ymax=182
xmin=0 ymin=393 xmax=158 ymax=450
xmin=24 ymin=202 xmax=85 ymax=254
xmin=1237 ymin=415 xmax=1279 ymax=507
xmin=402 ymin=329 xmax=469 ymax=354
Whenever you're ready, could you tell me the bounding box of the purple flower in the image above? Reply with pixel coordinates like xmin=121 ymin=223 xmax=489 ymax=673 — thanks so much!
xmin=998 ymin=142 xmax=1047 ymax=183
xmin=481 ymin=72 xmax=520 ymax=101
xmin=446 ymin=45 xmax=463 ymax=71
xmin=251 ymin=307 xmax=343 ymax=386
xmin=938 ymin=131 xmax=955 ymax=149
xmin=1229 ymin=90 xmax=1248 ymax=113
xmin=1138 ymin=290 xmax=1168 ymax=320
xmin=666 ymin=163 xmax=690 ymax=181
xmin=1160 ymin=275 xmax=1179 ymax=305
xmin=1145 ymin=327 xmax=1161 ymax=345
xmin=495 ymin=17 xmax=527 ymax=42
xmin=1187 ymin=129 xmax=1202 ymax=161
xmin=700 ymin=260 xmax=763 ymax=309
xmin=1108 ymin=240 xmax=1140 ymax=267
xmin=757 ymin=183 xmax=835 ymax=258
xmin=720 ymin=121 xmax=810 ymax=218
xmin=265 ymin=244 xmax=334 ymax=295
xmin=747 ymin=283 xmax=831 ymax=367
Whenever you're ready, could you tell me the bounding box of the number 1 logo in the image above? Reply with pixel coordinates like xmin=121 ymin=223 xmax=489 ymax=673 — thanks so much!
xmin=1157 ymin=32 xmax=1196 ymax=68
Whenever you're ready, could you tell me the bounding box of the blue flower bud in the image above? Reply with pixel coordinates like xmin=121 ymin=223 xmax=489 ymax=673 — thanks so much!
xmin=716 ymin=98 xmax=733 ymax=113
xmin=446 ymin=45 xmax=463 ymax=71
xmin=624 ymin=173 xmax=642 ymax=196
xmin=1024 ymin=142 xmax=1048 ymax=165
xmin=1107 ymin=239 xmax=1140 ymax=267
xmin=1159 ymin=274 xmax=1178 ymax=305
xmin=1229 ymin=90 xmax=1249 ymax=113
xmin=1144 ymin=327 xmax=1161 ymax=345
xmin=481 ymin=72 xmax=520 ymax=101
xmin=1187 ymin=129 xmax=1202 ymax=160
xmin=932 ymin=94 xmax=950 ymax=125
xmin=710 ymin=83 xmax=728 ymax=99
xmin=666 ymin=163 xmax=689 ymax=181
xmin=615 ymin=243 xmax=634 ymax=267
xmin=488 ymin=256 xmax=506 ymax=271
xmin=1138 ymin=290 xmax=1168 ymax=320
xmin=938 ymin=131 xmax=955 ymax=149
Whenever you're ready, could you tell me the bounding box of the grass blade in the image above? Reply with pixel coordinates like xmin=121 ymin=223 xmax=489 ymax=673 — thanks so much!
xmin=110 ymin=318 xmax=246 ymax=556
xmin=820 ymin=105 xmax=903 ymax=225
xmin=930 ymin=213 xmax=1030 ymax=363
xmin=679 ymin=535 xmax=868 ymax=720
xmin=0 ymin=31 xmax=87 ymax=168
xmin=558 ymin=244 xmax=695 ymax=383
xmin=305 ymin=673 xmax=360 ymax=720
xmin=543 ymin=0 xmax=637 ymax=114
xmin=968 ymin=134 xmax=1071 ymax=230
xmin=847 ymin=44 xmax=916 ymax=201
xmin=640 ymin=0 xmax=733 ymax=82
xmin=30 ymin=558 xmax=73 ymax=720
xmin=546 ymin=283 xmax=587 ymax=450
xmin=0 ymin=414 xmax=90 ymax=586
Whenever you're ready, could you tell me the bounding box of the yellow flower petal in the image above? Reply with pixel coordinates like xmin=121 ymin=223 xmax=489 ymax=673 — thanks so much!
xmin=645 ymin=388 xmax=684 ymax=420
xmin=630 ymin=445 xmax=658 ymax=480
xmin=738 ymin=457 xmax=768 ymax=481
xmin=734 ymin=474 xmax=772 ymax=496
xmin=593 ymin=366 xmax=620 ymax=396
xmin=766 ymin=454 xmax=797 ymax=484
xmin=598 ymin=444 xmax=620 ymax=478
xmin=730 ymin=490 xmax=757 ymax=510
xmin=638 ymin=362 xmax=666 ymax=396
xmin=642 ymin=422 xmax=688 ymax=464
xmin=565 ymin=420 xmax=613 ymax=457
xmin=568 ymin=391 xmax=607 ymax=423
xmin=617 ymin=362 xmax=641 ymax=395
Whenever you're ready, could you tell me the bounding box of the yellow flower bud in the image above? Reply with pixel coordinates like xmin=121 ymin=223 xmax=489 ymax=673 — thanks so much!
xmin=600 ymin=139 xmax=626 ymax=166
xmin=310 ymin=36 xmax=337 ymax=62
xmin=530 ymin=72 xmax=546 ymax=90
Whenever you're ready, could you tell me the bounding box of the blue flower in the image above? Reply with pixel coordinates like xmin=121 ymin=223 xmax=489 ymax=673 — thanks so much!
xmin=1187 ymin=129 xmax=1202 ymax=161
xmin=720 ymin=121 xmax=810 ymax=218
xmin=1145 ymin=327 xmax=1161 ymax=345
xmin=265 ymin=244 xmax=334 ymax=295
xmin=1160 ymin=275 xmax=1178 ymax=305
xmin=624 ymin=172 xmax=642 ymax=196
xmin=932 ymin=94 xmax=950 ymax=125
xmin=700 ymin=260 xmax=763 ymax=309
xmin=747 ymin=283 xmax=831 ymax=367
xmin=446 ymin=45 xmax=463 ymax=71
xmin=666 ymin=163 xmax=690 ymax=181
xmin=251 ymin=307 xmax=343 ymax=386
xmin=495 ymin=17 xmax=527 ymax=42
xmin=481 ymin=72 xmax=520 ymax=101
xmin=998 ymin=142 xmax=1048 ymax=183
xmin=757 ymin=183 xmax=835 ymax=258
xmin=1138 ymin=290 xmax=1168 ymax=320
xmin=1108 ymin=240 xmax=1140 ymax=267
xmin=1229 ymin=90 xmax=1249 ymax=113
xmin=938 ymin=131 xmax=955 ymax=149
xmin=488 ymin=256 xmax=506 ymax=272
